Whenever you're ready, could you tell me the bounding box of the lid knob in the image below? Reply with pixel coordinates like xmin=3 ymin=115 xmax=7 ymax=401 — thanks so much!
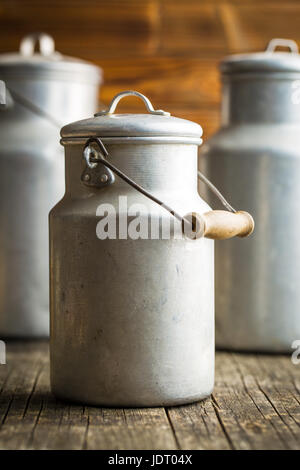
xmin=265 ymin=38 xmax=299 ymax=54
xmin=19 ymin=32 xmax=56 ymax=57
xmin=95 ymin=90 xmax=170 ymax=117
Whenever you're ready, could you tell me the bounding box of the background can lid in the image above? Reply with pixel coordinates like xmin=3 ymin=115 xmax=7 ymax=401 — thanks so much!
xmin=61 ymin=91 xmax=203 ymax=144
xmin=221 ymin=38 xmax=300 ymax=75
xmin=0 ymin=33 xmax=102 ymax=85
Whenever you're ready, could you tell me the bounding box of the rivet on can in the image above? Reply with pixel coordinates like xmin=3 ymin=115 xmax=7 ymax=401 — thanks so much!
xmin=83 ymin=173 xmax=91 ymax=182
xmin=100 ymin=174 xmax=108 ymax=183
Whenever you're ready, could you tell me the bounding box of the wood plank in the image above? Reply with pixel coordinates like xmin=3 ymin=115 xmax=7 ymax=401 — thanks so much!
xmin=1 ymin=342 xmax=300 ymax=450
xmin=219 ymin=3 xmax=300 ymax=53
xmin=231 ymin=354 xmax=300 ymax=450
xmin=211 ymin=353 xmax=293 ymax=450
xmin=97 ymin=56 xmax=221 ymax=109
xmin=0 ymin=342 xmax=48 ymax=450
xmin=252 ymin=355 xmax=300 ymax=446
xmin=160 ymin=1 xmax=228 ymax=55
xmin=2 ymin=1 xmax=300 ymax=59
xmin=166 ymin=399 xmax=231 ymax=450
xmin=0 ymin=0 xmax=160 ymax=57
xmin=84 ymin=407 xmax=177 ymax=450
xmin=0 ymin=343 xmax=176 ymax=450
xmin=165 ymin=352 xmax=300 ymax=450
xmin=29 ymin=387 xmax=88 ymax=449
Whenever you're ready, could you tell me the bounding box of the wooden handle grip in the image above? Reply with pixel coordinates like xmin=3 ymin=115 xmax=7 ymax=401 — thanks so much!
xmin=202 ymin=210 xmax=254 ymax=239
xmin=183 ymin=210 xmax=254 ymax=240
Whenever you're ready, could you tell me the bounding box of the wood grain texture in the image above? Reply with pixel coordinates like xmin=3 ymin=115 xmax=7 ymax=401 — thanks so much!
xmin=160 ymin=1 xmax=228 ymax=54
xmin=201 ymin=210 xmax=255 ymax=240
xmin=0 ymin=342 xmax=300 ymax=450
xmin=0 ymin=0 xmax=161 ymax=57
xmin=97 ymin=57 xmax=221 ymax=108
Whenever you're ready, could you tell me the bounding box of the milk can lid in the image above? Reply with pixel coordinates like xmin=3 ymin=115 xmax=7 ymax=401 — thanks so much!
xmin=0 ymin=33 xmax=102 ymax=84
xmin=61 ymin=91 xmax=203 ymax=144
xmin=221 ymin=38 xmax=300 ymax=74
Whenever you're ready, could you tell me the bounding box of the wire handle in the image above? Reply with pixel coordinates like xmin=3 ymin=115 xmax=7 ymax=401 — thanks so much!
xmin=197 ymin=171 xmax=235 ymax=213
xmin=95 ymin=91 xmax=170 ymax=117
xmin=83 ymin=138 xmax=254 ymax=240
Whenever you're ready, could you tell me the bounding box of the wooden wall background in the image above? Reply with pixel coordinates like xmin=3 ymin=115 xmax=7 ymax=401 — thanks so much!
xmin=0 ymin=0 xmax=300 ymax=138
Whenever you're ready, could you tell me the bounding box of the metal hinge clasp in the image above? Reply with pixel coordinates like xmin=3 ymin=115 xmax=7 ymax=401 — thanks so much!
xmin=81 ymin=138 xmax=115 ymax=188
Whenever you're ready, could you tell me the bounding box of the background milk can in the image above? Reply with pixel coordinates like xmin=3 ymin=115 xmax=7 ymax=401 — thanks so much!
xmin=0 ymin=33 xmax=102 ymax=337
xmin=0 ymin=81 xmax=5 ymax=106
xmin=199 ymin=38 xmax=300 ymax=352
xmin=50 ymin=91 xmax=254 ymax=407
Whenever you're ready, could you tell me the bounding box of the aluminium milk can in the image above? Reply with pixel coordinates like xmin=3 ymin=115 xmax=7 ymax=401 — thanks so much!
xmin=0 ymin=33 xmax=102 ymax=337
xmin=199 ymin=38 xmax=300 ymax=352
xmin=50 ymin=91 xmax=254 ymax=407
xmin=0 ymin=81 xmax=5 ymax=106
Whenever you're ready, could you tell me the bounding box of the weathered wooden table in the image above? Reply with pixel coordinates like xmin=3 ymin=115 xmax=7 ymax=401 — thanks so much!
xmin=0 ymin=341 xmax=299 ymax=450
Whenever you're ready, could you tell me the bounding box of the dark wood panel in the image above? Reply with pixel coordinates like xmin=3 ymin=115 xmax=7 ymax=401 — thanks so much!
xmin=219 ymin=3 xmax=300 ymax=52
xmin=160 ymin=1 xmax=300 ymax=56
xmin=3 ymin=1 xmax=300 ymax=58
xmin=0 ymin=0 xmax=160 ymax=57
xmin=160 ymin=1 xmax=229 ymax=55
xmin=98 ymin=57 xmax=221 ymax=109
